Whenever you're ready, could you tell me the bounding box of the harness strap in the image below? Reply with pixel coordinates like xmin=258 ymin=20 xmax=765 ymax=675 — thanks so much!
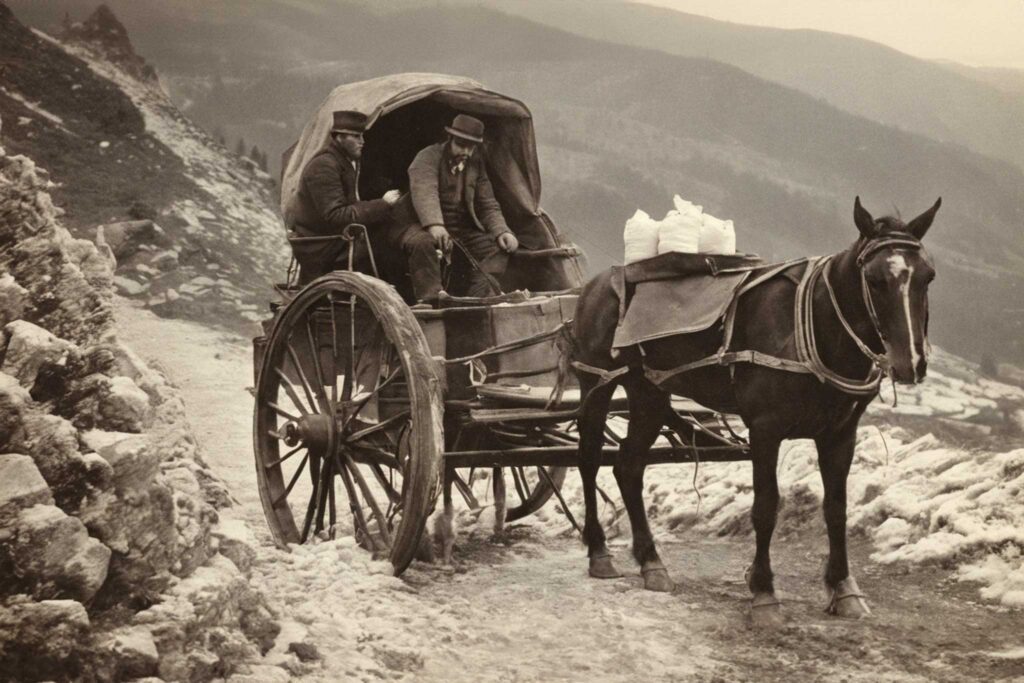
xmin=643 ymin=351 xmax=813 ymax=386
xmin=821 ymin=260 xmax=888 ymax=369
xmin=571 ymin=361 xmax=631 ymax=387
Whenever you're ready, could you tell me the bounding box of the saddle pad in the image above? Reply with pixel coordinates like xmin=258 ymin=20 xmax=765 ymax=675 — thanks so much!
xmin=612 ymin=272 xmax=749 ymax=348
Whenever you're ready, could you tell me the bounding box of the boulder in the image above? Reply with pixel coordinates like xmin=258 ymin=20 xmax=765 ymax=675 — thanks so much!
xmin=0 ymin=597 xmax=92 ymax=682
xmin=1 ymin=320 xmax=78 ymax=390
xmin=0 ymin=453 xmax=54 ymax=516
xmin=21 ymin=413 xmax=95 ymax=512
xmin=2 ymin=503 xmax=111 ymax=603
xmin=100 ymin=626 xmax=160 ymax=680
xmin=211 ymin=515 xmax=259 ymax=576
xmin=0 ymin=273 xmax=28 ymax=328
xmin=0 ymin=372 xmax=30 ymax=452
xmin=98 ymin=220 xmax=168 ymax=260
xmin=114 ymin=275 xmax=147 ymax=297
xmin=98 ymin=375 xmax=152 ymax=432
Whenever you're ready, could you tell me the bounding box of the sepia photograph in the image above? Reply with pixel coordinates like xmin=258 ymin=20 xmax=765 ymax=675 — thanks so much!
xmin=0 ymin=1 xmax=1022 ymax=681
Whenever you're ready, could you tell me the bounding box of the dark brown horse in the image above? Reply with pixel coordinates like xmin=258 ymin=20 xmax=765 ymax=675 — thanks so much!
xmin=573 ymin=196 xmax=940 ymax=623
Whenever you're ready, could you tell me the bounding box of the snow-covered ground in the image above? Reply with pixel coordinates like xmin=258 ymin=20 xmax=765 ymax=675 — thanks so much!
xmin=114 ymin=299 xmax=1024 ymax=680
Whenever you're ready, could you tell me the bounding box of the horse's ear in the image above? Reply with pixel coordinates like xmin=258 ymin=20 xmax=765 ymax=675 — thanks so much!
xmin=854 ymin=196 xmax=876 ymax=238
xmin=906 ymin=197 xmax=941 ymax=240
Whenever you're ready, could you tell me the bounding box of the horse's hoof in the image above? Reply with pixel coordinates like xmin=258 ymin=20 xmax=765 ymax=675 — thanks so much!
xmin=749 ymin=593 xmax=783 ymax=628
xmin=641 ymin=561 xmax=674 ymax=592
xmin=589 ymin=553 xmax=623 ymax=579
xmin=827 ymin=577 xmax=871 ymax=619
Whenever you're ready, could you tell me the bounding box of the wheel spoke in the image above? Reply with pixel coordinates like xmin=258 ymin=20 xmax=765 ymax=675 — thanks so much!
xmin=347 ymin=410 xmax=410 ymax=444
xmin=264 ymin=445 xmax=304 ymax=469
xmin=273 ymin=367 xmax=311 ymax=416
xmin=313 ymin=455 xmax=333 ymax=537
xmin=343 ymin=454 xmax=393 ymax=547
xmin=369 ymin=462 xmax=402 ymax=505
xmin=342 ymin=366 xmax=404 ymax=430
xmin=286 ymin=343 xmax=318 ymax=413
xmin=510 ymin=466 xmax=528 ymax=503
xmin=300 ymin=455 xmax=322 ymax=543
xmin=268 ymin=401 xmax=301 ymax=422
xmin=349 ymin=444 xmax=401 ymax=469
xmin=304 ymin=313 xmax=328 ymax=407
xmin=334 ymin=452 xmax=377 ymax=550
xmin=273 ymin=452 xmax=310 ymax=507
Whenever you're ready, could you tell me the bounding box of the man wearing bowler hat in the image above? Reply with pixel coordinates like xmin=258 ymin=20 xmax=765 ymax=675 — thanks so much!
xmin=395 ymin=113 xmax=519 ymax=305
xmin=289 ymin=110 xmax=403 ymax=283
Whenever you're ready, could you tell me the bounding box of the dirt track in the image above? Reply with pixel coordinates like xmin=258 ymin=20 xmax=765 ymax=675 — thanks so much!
xmin=116 ymin=301 xmax=1024 ymax=682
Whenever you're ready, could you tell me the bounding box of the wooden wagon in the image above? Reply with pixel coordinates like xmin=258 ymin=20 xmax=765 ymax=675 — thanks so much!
xmin=253 ymin=75 xmax=750 ymax=574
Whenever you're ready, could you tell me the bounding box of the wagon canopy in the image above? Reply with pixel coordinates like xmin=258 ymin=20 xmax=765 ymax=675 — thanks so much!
xmin=283 ymin=73 xmax=542 ymax=226
xmin=280 ymin=73 xmax=581 ymax=291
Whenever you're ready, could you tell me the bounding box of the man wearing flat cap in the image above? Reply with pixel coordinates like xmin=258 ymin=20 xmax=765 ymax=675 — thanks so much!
xmin=289 ymin=110 xmax=403 ymax=282
xmin=397 ymin=113 xmax=518 ymax=305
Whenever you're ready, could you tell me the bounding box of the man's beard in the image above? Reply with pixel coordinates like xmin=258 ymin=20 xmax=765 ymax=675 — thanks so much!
xmin=449 ymin=156 xmax=468 ymax=174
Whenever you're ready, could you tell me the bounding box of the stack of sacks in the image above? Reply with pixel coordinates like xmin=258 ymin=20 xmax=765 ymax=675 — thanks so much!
xmin=622 ymin=195 xmax=737 ymax=264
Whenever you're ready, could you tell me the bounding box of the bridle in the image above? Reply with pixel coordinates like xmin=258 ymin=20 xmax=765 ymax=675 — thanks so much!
xmin=796 ymin=234 xmax=924 ymax=396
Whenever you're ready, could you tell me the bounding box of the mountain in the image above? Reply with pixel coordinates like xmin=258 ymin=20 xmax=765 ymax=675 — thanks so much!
xmin=5 ymin=1 xmax=1023 ymax=366
xmin=494 ymin=0 xmax=1024 ymax=175
xmin=936 ymin=61 xmax=1024 ymax=100
xmin=0 ymin=3 xmax=288 ymax=334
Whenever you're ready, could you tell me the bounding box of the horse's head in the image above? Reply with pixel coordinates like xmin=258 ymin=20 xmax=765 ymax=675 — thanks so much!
xmin=853 ymin=196 xmax=940 ymax=384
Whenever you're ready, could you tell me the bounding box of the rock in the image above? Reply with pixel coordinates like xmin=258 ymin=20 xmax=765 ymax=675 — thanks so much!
xmin=0 ymin=273 xmax=28 ymax=327
xmin=228 ymin=664 xmax=292 ymax=682
xmin=103 ymin=626 xmax=159 ymax=680
xmin=152 ymin=250 xmax=179 ymax=272
xmin=114 ymin=275 xmax=147 ymax=296
xmin=165 ymin=287 xmax=180 ymax=302
xmin=0 ymin=453 xmax=54 ymax=515
xmin=97 ymin=220 xmax=163 ymax=260
xmin=212 ymin=515 xmax=258 ymax=576
xmin=0 ymin=598 xmax=92 ymax=681
xmin=287 ymin=641 xmax=321 ymax=662
xmin=100 ymin=375 xmax=152 ymax=431
xmin=0 ymin=372 xmax=30 ymax=452
xmin=90 ymin=433 xmax=160 ymax=493
xmin=1 ymin=320 xmax=78 ymax=390
xmin=21 ymin=413 xmax=94 ymax=512
xmin=2 ymin=503 xmax=111 ymax=603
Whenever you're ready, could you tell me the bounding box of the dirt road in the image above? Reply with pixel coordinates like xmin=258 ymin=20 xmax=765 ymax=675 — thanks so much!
xmin=115 ymin=302 xmax=1024 ymax=682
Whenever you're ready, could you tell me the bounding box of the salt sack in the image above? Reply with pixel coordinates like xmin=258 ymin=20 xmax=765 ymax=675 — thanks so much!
xmin=698 ymin=213 xmax=737 ymax=255
xmin=657 ymin=205 xmax=701 ymax=255
xmin=672 ymin=195 xmax=703 ymax=218
xmin=623 ymin=209 xmax=660 ymax=264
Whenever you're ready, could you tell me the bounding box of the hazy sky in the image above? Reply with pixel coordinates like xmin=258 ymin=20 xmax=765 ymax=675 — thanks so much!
xmin=634 ymin=0 xmax=1024 ymax=69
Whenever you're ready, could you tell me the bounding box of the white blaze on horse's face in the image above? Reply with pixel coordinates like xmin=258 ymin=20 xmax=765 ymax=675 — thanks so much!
xmin=864 ymin=245 xmax=935 ymax=384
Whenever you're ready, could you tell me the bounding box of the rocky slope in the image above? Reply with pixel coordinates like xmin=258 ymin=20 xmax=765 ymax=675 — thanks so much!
xmin=0 ymin=3 xmax=288 ymax=336
xmin=0 ymin=139 xmax=282 ymax=680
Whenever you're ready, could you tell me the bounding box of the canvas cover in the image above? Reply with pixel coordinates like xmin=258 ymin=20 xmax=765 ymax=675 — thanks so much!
xmin=281 ymin=73 xmax=540 ymax=227
xmin=280 ymin=73 xmax=581 ymax=291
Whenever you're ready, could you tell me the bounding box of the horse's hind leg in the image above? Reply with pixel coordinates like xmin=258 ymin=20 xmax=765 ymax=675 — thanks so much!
xmin=747 ymin=426 xmax=783 ymax=626
xmin=492 ymin=467 xmax=506 ymax=537
xmin=617 ymin=381 xmax=673 ymax=592
xmin=578 ymin=375 xmax=620 ymax=579
xmin=817 ymin=427 xmax=870 ymax=618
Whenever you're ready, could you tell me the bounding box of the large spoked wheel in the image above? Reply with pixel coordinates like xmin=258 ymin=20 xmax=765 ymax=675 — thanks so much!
xmin=254 ymin=273 xmax=443 ymax=575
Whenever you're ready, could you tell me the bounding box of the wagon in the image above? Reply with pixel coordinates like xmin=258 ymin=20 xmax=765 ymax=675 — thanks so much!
xmin=253 ymin=74 xmax=750 ymax=575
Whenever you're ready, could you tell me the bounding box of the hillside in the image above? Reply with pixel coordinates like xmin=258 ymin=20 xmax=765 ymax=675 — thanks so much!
xmin=0 ymin=3 xmax=288 ymax=335
xmin=5 ymin=1 xmax=1024 ymax=367
xmin=496 ymin=0 xmax=1024 ymax=174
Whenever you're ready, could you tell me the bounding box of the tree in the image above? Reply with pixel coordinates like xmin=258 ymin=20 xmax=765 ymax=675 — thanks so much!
xmin=235 ymin=137 xmax=246 ymax=157
xmin=213 ymin=125 xmax=226 ymax=147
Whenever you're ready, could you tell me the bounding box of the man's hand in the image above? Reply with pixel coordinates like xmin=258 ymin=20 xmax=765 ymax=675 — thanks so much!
xmin=382 ymin=189 xmax=402 ymax=205
xmin=497 ymin=231 xmax=519 ymax=253
xmin=427 ymin=225 xmax=452 ymax=252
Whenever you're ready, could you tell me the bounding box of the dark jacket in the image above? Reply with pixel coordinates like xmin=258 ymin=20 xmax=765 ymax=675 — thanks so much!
xmin=406 ymin=143 xmax=510 ymax=237
xmin=289 ymin=143 xmax=392 ymax=275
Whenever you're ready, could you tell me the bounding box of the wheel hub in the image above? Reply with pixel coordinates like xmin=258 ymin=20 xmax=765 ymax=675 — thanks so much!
xmin=283 ymin=413 xmax=333 ymax=452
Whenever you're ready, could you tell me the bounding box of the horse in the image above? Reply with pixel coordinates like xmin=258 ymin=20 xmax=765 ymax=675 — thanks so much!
xmin=572 ymin=196 xmax=940 ymax=623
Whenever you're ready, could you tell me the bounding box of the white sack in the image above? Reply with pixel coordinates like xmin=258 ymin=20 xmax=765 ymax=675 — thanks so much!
xmin=623 ymin=209 xmax=660 ymax=264
xmin=698 ymin=214 xmax=737 ymax=255
xmin=657 ymin=208 xmax=701 ymax=255
xmin=672 ymin=194 xmax=703 ymax=218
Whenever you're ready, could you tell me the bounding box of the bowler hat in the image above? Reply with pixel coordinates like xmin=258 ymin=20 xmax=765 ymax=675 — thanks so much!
xmin=331 ymin=110 xmax=368 ymax=135
xmin=445 ymin=114 xmax=485 ymax=144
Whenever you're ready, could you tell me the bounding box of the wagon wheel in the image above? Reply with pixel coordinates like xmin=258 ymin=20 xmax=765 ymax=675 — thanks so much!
xmin=504 ymin=466 xmax=568 ymax=522
xmin=254 ymin=272 xmax=443 ymax=575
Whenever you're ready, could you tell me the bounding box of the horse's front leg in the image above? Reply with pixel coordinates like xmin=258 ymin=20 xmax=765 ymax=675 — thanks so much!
xmin=617 ymin=382 xmax=673 ymax=592
xmin=492 ymin=467 xmax=506 ymax=537
xmin=816 ymin=427 xmax=870 ymax=618
xmin=747 ymin=427 xmax=783 ymax=626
